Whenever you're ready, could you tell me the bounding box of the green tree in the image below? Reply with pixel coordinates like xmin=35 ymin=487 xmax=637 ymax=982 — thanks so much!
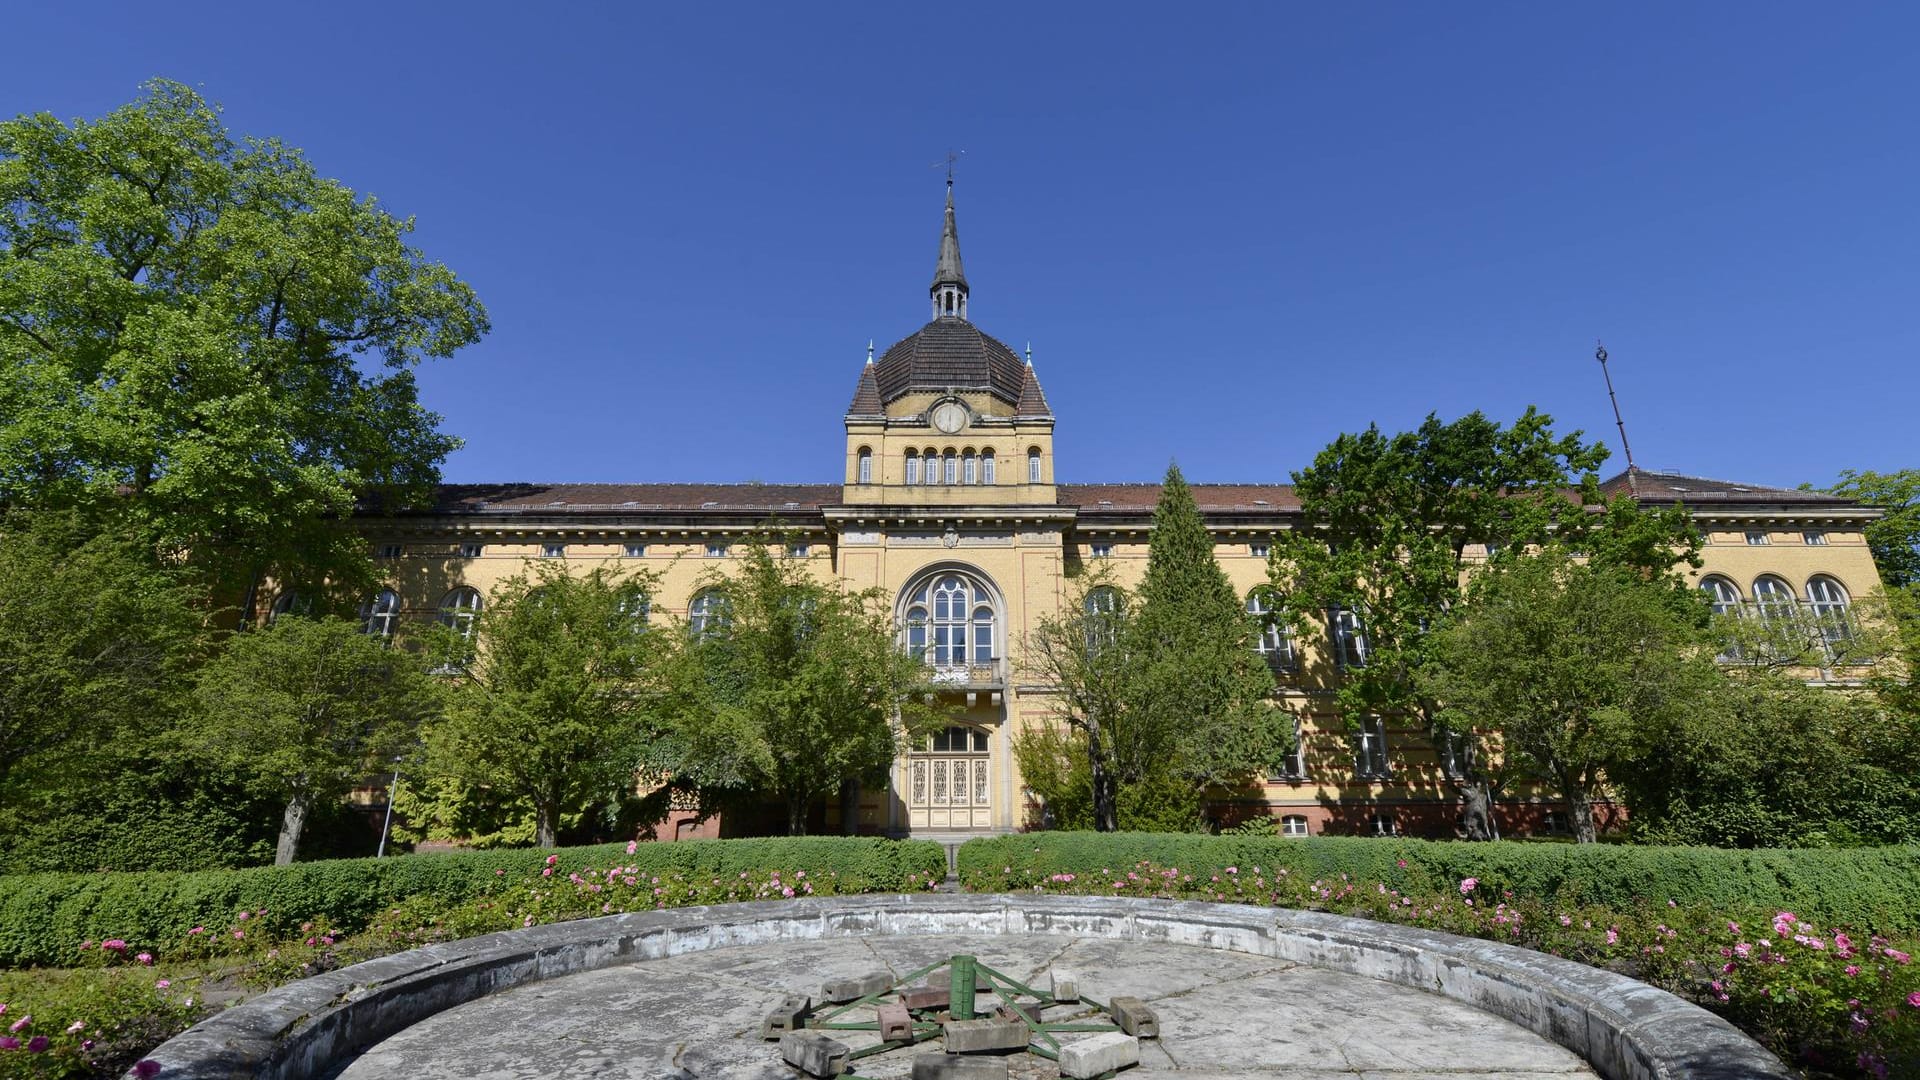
xmin=190 ymin=616 xmax=440 ymax=864
xmin=1019 ymin=468 xmax=1285 ymax=833
xmin=0 ymin=80 xmax=487 ymax=601
xmin=1267 ymin=409 xmax=1697 ymax=838
xmin=1419 ymin=548 xmax=1718 ymax=843
xmin=0 ymin=510 xmax=209 ymax=845
xmin=1824 ymin=469 xmax=1920 ymax=589
xmin=423 ymin=562 xmax=663 ymax=848
xmin=662 ymin=541 xmax=936 ymax=835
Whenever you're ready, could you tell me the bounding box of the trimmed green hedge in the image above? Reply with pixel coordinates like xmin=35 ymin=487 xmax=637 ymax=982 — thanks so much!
xmin=958 ymin=832 xmax=1920 ymax=932
xmin=0 ymin=837 xmax=946 ymax=969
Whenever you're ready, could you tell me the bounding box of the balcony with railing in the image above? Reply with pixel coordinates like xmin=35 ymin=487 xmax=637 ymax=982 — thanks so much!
xmin=921 ymin=656 xmax=1007 ymax=690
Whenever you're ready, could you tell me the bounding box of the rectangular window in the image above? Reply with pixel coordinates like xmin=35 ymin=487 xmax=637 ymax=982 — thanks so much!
xmin=1803 ymin=531 xmax=1829 ymax=546
xmin=1353 ymin=717 xmax=1389 ymax=779
xmin=788 ymin=542 xmax=810 ymax=557
xmin=1028 ymin=452 xmax=1041 ymax=483
xmin=459 ymin=542 xmax=483 ymax=558
xmin=1745 ymin=531 xmax=1771 ymax=546
xmin=541 ymin=542 xmax=566 ymax=558
xmin=1090 ymin=542 xmax=1112 ymax=559
xmin=944 ymin=456 xmax=957 ymax=484
xmin=1439 ymin=730 xmax=1470 ymax=779
xmin=983 ymin=456 xmax=995 ymax=484
xmin=906 ymin=457 xmax=920 ymax=485
xmin=1271 ymin=720 xmax=1306 ymax=781
xmin=376 ymin=544 xmax=403 ymax=560
xmin=705 ymin=542 xmax=728 ymax=558
xmin=964 ymin=457 xmax=976 ymax=484
xmin=1369 ymin=811 xmax=1397 ymax=837
xmin=857 ymin=454 xmax=872 ymax=484
xmin=1281 ymin=815 xmax=1310 ymax=837
xmin=1249 ymin=543 xmax=1270 ymax=558
xmin=1330 ymin=608 xmax=1370 ymax=670
xmin=624 ymin=543 xmax=646 ymax=558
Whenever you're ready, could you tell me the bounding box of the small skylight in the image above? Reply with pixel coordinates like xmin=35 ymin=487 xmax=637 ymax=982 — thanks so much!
xmin=1253 ymin=499 xmax=1270 ymax=506
xmin=1098 ymin=499 xmax=1113 ymax=506
xmin=701 ymin=501 xmax=719 ymax=508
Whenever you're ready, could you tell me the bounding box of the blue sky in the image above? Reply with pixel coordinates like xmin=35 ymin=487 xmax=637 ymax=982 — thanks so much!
xmin=6 ymin=3 xmax=1916 ymax=489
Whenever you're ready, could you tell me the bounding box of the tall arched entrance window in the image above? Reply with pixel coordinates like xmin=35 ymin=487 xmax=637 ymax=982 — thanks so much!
xmin=898 ymin=567 xmax=1002 ymax=831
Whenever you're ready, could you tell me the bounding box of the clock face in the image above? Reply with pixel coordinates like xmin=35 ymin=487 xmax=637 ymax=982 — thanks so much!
xmin=931 ymin=401 xmax=968 ymax=434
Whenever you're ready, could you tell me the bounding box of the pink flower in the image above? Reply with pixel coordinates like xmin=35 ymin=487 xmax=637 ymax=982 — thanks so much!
xmin=66 ymin=1021 xmax=85 ymax=1034
xmin=1845 ymin=965 xmax=1859 ymax=977
xmin=188 ymin=927 xmax=205 ymax=936
xmin=1908 ymin=991 xmax=1920 ymax=1008
xmin=137 ymin=952 xmax=154 ymax=965
xmin=8 ymin=1016 xmax=29 ymax=1033
xmin=25 ymin=1036 xmax=48 ymax=1053
xmin=542 ymin=868 xmax=553 ymax=878
xmin=155 ymin=979 xmax=171 ymax=989
xmin=1558 ymin=915 xmax=1572 ymax=926
xmin=1459 ymin=878 xmax=1478 ymax=895
xmin=626 ymin=841 xmax=638 ymax=855
xmin=495 ymin=869 xmax=504 ymax=876
xmin=0 ymin=1038 xmax=16 ymax=1051
xmin=1605 ymin=929 xmax=1619 ymax=945
xmin=1885 ymin=948 xmax=1911 ymax=964
xmin=545 ymin=854 xmax=559 ymax=866
xmin=102 ymin=939 xmax=127 ymax=951
xmin=232 ymin=929 xmax=245 ymax=940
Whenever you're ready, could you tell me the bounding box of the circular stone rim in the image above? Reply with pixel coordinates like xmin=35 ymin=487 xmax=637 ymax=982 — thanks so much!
xmin=130 ymin=893 xmax=1788 ymax=1080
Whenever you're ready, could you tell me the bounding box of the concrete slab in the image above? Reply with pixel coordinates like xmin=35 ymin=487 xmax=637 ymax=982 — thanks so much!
xmin=335 ymin=933 xmax=1597 ymax=1080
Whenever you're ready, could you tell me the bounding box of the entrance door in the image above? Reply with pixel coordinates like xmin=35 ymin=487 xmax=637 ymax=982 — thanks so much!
xmin=907 ymin=725 xmax=992 ymax=830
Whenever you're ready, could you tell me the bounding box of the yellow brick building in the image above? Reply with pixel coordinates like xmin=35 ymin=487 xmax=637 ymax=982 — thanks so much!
xmin=336 ymin=184 xmax=1889 ymax=840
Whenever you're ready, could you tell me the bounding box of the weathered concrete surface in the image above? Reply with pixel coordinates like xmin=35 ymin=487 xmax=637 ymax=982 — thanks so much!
xmin=132 ymin=894 xmax=1790 ymax=1080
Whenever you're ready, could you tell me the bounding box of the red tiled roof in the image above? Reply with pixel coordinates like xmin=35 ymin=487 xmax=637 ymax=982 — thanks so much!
xmin=1597 ymin=469 xmax=1848 ymax=505
xmin=425 ymin=483 xmax=842 ymax=513
xmin=1061 ymin=484 xmax=1301 ymax=513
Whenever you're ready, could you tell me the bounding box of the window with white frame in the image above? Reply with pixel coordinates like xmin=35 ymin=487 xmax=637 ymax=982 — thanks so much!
xmin=1270 ymin=718 xmax=1306 ymax=781
xmin=1353 ymin=716 xmax=1389 ymax=779
xmin=982 ymin=450 xmax=995 ymax=484
xmin=1329 ymin=607 xmax=1370 ymax=669
xmin=376 ymin=543 xmax=403 ymax=560
xmin=924 ymin=449 xmax=939 ymax=485
xmin=359 ymin=589 xmax=401 ymax=639
xmin=1803 ymin=530 xmax=1828 ymax=546
xmin=1028 ymin=448 xmax=1042 ymax=483
xmin=963 ymin=453 xmax=977 ymax=485
xmin=617 ymin=589 xmax=650 ymax=632
xmin=1368 ymin=810 xmax=1397 ymax=837
xmin=1807 ymin=576 xmax=1853 ymax=649
xmin=459 ymin=542 xmax=484 ymax=558
xmin=1247 ymin=589 xmax=1298 ymax=671
xmin=904 ymin=572 xmax=996 ymax=669
xmin=1540 ymin=809 xmax=1568 ymax=835
xmin=1089 ymin=542 xmax=1112 ymax=559
xmin=688 ymin=590 xmax=730 ymax=637
xmin=788 ymin=542 xmax=810 ymax=557
xmin=1249 ymin=542 xmax=1270 ymax=558
xmin=705 ymin=542 xmax=728 ymax=558
xmin=541 ymin=542 xmax=566 ymax=558
xmin=267 ymin=590 xmax=310 ymax=625
xmin=857 ymin=447 xmax=872 ymax=484
xmin=1752 ymin=575 xmax=1797 ymax=620
xmin=624 ymin=543 xmax=646 ymax=558
xmin=1083 ymin=585 xmax=1119 ymax=654
xmin=1700 ymin=576 xmax=1742 ymax=617
xmin=438 ymin=587 xmax=482 ymax=641
xmin=1438 ymin=729 xmax=1471 ymax=779
xmin=1745 ymin=531 xmax=1771 ymax=546
xmin=905 ymin=452 xmax=920 ymax=486
xmin=944 ymin=453 xmax=957 ymax=485
xmin=1281 ymin=814 xmax=1310 ymax=837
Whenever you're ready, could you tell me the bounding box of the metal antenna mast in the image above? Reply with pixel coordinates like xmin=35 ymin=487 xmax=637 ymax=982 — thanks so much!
xmin=1595 ymin=340 xmax=1637 ymax=471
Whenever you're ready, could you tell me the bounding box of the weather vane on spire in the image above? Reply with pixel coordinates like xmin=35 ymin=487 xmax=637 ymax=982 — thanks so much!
xmin=932 ymin=149 xmax=965 ymax=185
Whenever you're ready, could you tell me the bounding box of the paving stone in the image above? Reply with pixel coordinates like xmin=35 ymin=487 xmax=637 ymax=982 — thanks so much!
xmin=878 ymin=1001 xmax=915 ymax=1042
xmin=779 ymin=1030 xmax=849 ymax=1077
xmin=900 ymin=984 xmax=950 ymax=1011
xmin=1109 ymin=996 xmax=1158 ymax=1038
xmin=1058 ymin=1032 xmax=1141 ymax=1079
xmin=1048 ymin=969 xmax=1079 ymax=1003
xmin=760 ymin=993 xmax=812 ymax=1039
xmin=942 ymin=1017 xmax=1030 ymax=1053
xmin=822 ymin=971 xmax=894 ymax=1004
xmin=911 ymin=1053 xmax=1010 ymax=1080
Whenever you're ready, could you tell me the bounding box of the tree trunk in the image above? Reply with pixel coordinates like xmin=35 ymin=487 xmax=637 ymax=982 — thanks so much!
xmin=275 ymin=790 xmax=311 ymax=866
xmin=535 ymin=798 xmax=558 ymax=848
xmin=786 ymin=795 xmax=808 ymax=837
xmin=1085 ymin=722 xmax=1119 ymax=832
xmin=1565 ymin=786 xmax=1597 ymax=844
xmin=1460 ymin=781 xmax=1497 ymax=841
xmin=838 ymin=780 xmax=861 ymax=836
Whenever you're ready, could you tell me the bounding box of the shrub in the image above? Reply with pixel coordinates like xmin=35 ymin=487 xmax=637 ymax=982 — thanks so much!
xmin=0 ymin=837 xmax=945 ymax=969
xmin=957 ymin=832 xmax=1920 ymax=932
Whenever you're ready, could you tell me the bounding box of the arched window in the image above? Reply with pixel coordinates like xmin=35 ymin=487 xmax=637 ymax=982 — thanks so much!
xmin=944 ymin=451 xmax=957 ymax=485
xmin=1807 ymin=576 xmax=1852 ymax=648
xmin=1699 ymin=576 xmax=1742 ymax=617
xmin=963 ymin=451 xmax=977 ymax=485
xmin=1329 ymin=606 xmax=1369 ymax=669
xmin=438 ymin=587 xmax=483 ymax=641
xmin=856 ymin=447 xmax=872 ymax=484
xmin=1027 ymin=448 xmax=1042 ymax=483
xmin=1247 ymin=588 xmax=1298 ymax=671
xmin=267 ymin=590 xmax=310 ymax=626
xmin=982 ymin=449 xmax=996 ymax=485
xmin=689 ymin=589 xmax=730 ymax=637
xmin=1752 ymin=575 xmax=1797 ymax=622
xmin=617 ymin=588 xmax=651 ymax=633
xmin=1084 ymin=586 xmax=1120 ymax=655
xmin=904 ymin=573 xmax=996 ymax=669
xmin=924 ymin=448 xmax=939 ymax=485
xmin=359 ymin=589 xmax=401 ymax=639
xmin=905 ymin=451 xmax=920 ymax=486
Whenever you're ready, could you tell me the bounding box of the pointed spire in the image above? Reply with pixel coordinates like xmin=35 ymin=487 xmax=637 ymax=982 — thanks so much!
xmin=930 ymin=179 xmax=969 ymax=321
xmin=866 ymin=339 xmax=874 ymax=366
